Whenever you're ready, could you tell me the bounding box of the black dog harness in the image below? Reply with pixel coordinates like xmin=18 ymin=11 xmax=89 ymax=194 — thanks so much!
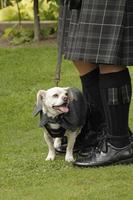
xmin=39 ymin=112 xmax=66 ymax=138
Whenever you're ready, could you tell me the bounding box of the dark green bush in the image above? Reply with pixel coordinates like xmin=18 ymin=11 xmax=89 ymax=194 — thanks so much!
xmin=2 ymin=25 xmax=57 ymax=45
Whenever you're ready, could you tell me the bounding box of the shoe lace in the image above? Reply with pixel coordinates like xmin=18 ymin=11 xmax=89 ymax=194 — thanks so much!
xmin=95 ymin=125 xmax=109 ymax=154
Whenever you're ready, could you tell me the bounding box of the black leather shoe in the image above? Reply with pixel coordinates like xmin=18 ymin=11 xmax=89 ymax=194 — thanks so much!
xmin=78 ymin=146 xmax=95 ymax=157
xmin=78 ymin=124 xmax=107 ymax=157
xmin=78 ymin=127 xmax=133 ymax=158
xmin=74 ymin=142 xmax=133 ymax=167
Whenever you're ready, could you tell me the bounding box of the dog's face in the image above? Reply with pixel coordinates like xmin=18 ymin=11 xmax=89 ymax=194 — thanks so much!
xmin=44 ymin=87 xmax=70 ymax=114
xmin=34 ymin=87 xmax=72 ymax=116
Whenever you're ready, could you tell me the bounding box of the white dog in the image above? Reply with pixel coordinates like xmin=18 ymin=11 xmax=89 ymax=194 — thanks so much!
xmin=33 ymin=87 xmax=87 ymax=162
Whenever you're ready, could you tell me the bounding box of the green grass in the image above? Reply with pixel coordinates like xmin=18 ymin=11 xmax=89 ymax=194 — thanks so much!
xmin=0 ymin=42 xmax=133 ymax=200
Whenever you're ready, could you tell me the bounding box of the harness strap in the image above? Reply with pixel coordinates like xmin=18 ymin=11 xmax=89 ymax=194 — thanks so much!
xmin=45 ymin=124 xmax=66 ymax=138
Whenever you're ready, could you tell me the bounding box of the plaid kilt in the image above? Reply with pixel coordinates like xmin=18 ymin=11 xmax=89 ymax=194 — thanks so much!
xmin=58 ymin=0 xmax=133 ymax=66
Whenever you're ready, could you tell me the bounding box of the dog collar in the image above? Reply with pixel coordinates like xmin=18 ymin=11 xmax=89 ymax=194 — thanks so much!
xmin=39 ymin=111 xmax=63 ymax=127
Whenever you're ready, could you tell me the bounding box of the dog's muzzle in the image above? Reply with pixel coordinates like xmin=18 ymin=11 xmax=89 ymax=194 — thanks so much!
xmin=53 ymin=102 xmax=69 ymax=113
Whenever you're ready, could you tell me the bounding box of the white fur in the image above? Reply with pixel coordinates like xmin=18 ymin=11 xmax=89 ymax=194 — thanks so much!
xmin=54 ymin=138 xmax=61 ymax=149
xmin=36 ymin=87 xmax=81 ymax=162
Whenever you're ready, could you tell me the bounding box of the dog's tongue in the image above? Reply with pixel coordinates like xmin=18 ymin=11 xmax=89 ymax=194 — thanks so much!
xmin=58 ymin=106 xmax=69 ymax=113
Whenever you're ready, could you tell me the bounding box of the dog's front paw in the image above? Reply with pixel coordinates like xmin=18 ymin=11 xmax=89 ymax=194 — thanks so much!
xmin=45 ymin=152 xmax=55 ymax=161
xmin=65 ymin=154 xmax=75 ymax=162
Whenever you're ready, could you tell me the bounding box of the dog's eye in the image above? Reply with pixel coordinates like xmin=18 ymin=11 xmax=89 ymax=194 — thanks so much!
xmin=65 ymin=92 xmax=68 ymax=96
xmin=53 ymin=94 xmax=59 ymax=98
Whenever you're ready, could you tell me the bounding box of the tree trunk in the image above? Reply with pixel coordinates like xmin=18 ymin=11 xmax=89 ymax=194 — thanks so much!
xmin=3 ymin=0 xmax=7 ymax=7
xmin=16 ymin=0 xmax=21 ymax=27
xmin=1 ymin=0 xmax=3 ymax=8
xmin=33 ymin=0 xmax=41 ymax=41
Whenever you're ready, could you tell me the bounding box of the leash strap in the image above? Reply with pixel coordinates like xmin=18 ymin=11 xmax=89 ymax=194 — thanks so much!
xmin=54 ymin=0 xmax=68 ymax=86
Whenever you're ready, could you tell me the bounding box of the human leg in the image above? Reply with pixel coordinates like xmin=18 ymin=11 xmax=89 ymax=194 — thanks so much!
xmin=74 ymin=65 xmax=133 ymax=167
xmin=99 ymin=65 xmax=132 ymax=147
xmin=73 ymin=61 xmax=106 ymax=153
xmin=74 ymin=61 xmax=105 ymax=130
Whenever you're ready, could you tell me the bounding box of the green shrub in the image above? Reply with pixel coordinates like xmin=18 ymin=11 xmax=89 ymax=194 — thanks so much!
xmin=11 ymin=27 xmax=34 ymax=45
xmin=40 ymin=0 xmax=59 ymax=20
xmin=16 ymin=0 xmax=34 ymax=20
xmin=2 ymin=26 xmax=34 ymax=45
xmin=40 ymin=22 xmax=57 ymax=38
xmin=0 ymin=5 xmax=18 ymax=21
xmin=2 ymin=27 xmax=14 ymax=38
xmin=0 ymin=0 xmax=59 ymax=21
xmin=2 ymin=25 xmax=57 ymax=45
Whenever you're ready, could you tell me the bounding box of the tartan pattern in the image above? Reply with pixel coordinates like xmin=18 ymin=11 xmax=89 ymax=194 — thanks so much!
xmin=107 ymin=84 xmax=131 ymax=105
xmin=58 ymin=0 xmax=133 ymax=66
xmin=121 ymin=84 xmax=132 ymax=104
xmin=108 ymin=88 xmax=119 ymax=105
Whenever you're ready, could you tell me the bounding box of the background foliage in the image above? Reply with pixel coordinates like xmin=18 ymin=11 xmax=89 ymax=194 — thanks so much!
xmin=0 ymin=0 xmax=59 ymax=44
xmin=0 ymin=0 xmax=59 ymax=21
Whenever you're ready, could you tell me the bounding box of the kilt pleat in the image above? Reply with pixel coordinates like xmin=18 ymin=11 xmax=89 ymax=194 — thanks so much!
xmin=58 ymin=0 xmax=133 ymax=66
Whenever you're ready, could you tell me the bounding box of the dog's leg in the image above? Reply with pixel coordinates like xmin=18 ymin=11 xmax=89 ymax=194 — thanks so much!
xmin=43 ymin=130 xmax=55 ymax=161
xmin=54 ymin=138 xmax=61 ymax=149
xmin=65 ymin=131 xmax=77 ymax=162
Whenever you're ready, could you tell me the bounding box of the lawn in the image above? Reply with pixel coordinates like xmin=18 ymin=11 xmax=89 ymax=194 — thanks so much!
xmin=0 ymin=41 xmax=133 ymax=200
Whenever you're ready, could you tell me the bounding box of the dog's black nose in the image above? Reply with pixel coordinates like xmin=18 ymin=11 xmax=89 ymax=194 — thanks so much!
xmin=63 ymin=96 xmax=68 ymax=102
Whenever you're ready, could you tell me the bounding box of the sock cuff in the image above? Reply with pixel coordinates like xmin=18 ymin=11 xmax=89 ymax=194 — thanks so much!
xmin=99 ymin=68 xmax=131 ymax=88
xmin=80 ymin=67 xmax=99 ymax=85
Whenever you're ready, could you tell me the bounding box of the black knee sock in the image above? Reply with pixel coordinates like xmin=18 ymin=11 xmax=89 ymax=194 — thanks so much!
xmin=80 ymin=68 xmax=105 ymax=131
xmin=99 ymin=68 xmax=132 ymax=148
xmin=76 ymin=68 xmax=105 ymax=148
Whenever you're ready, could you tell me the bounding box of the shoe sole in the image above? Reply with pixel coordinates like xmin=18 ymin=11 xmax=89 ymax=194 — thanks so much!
xmin=115 ymin=157 xmax=133 ymax=165
xmin=73 ymin=156 xmax=133 ymax=168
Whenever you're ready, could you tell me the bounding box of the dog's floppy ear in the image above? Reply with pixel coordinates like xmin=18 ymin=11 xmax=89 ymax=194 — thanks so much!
xmin=67 ymin=88 xmax=78 ymax=102
xmin=33 ymin=90 xmax=46 ymax=116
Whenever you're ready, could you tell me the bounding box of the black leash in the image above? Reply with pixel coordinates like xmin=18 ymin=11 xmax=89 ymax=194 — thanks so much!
xmin=54 ymin=0 xmax=82 ymax=86
xmin=54 ymin=0 xmax=68 ymax=86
